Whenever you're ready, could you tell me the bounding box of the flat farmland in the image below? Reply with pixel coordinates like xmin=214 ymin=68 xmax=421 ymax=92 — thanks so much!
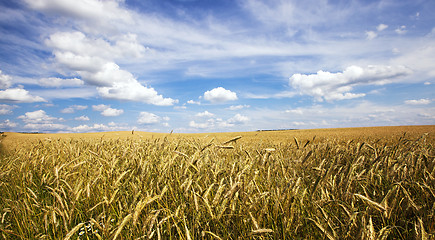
xmin=0 ymin=125 xmax=434 ymax=239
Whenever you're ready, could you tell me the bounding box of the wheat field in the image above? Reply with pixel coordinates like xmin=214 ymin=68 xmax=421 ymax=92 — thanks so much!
xmin=0 ymin=125 xmax=434 ymax=239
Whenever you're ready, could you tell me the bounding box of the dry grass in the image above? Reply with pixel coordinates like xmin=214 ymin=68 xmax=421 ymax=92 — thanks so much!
xmin=0 ymin=125 xmax=434 ymax=239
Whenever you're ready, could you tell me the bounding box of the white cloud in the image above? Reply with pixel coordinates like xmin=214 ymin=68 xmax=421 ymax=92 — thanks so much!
xmin=38 ymin=77 xmax=84 ymax=88
xmin=73 ymin=105 xmax=88 ymax=110
xmin=203 ymin=87 xmax=238 ymax=103
xmin=395 ymin=25 xmax=407 ymax=34
xmin=243 ymin=91 xmax=297 ymax=99
xmin=75 ymin=115 xmax=90 ymax=121
xmin=0 ymin=70 xmax=12 ymax=89
xmin=285 ymin=109 xmax=303 ymax=115
xmin=292 ymin=121 xmax=306 ymax=126
xmin=391 ymin=44 xmax=435 ymax=78
xmin=18 ymin=110 xmax=61 ymax=124
xmin=97 ymin=80 xmax=177 ymax=105
xmin=71 ymin=124 xmax=110 ymax=132
xmin=45 ymin=32 xmax=176 ymax=105
xmin=25 ymin=0 xmax=133 ymax=33
xmin=174 ymin=105 xmax=187 ymax=110
xmin=101 ymin=108 xmax=123 ymax=117
xmin=228 ymin=105 xmax=250 ymax=110
xmin=53 ymin=51 xmax=107 ymax=73
xmin=47 ymin=31 xmax=146 ymax=60
xmin=92 ymin=104 xmax=109 ymax=112
xmin=61 ymin=104 xmax=87 ymax=113
xmin=366 ymin=31 xmax=377 ymax=40
xmin=0 ymin=104 xmax=16 ymax=115
xmin=0 ymin=88 xmax=46 ymax=103
xmin=189 ymin=113 xmax=249 ymax=130
xmin=71 ymin=121 xmax=130 ymax=132
xmin=228 ymin=114 xmax=249 ymax=124
xmin=246 ymin=101 xmax=435 ymax=131
xmin=289 ymin=65 xmax=412 ymax=101
xmin=0 ymin=119 xmax=17 ymax=129
xmin=377 ymin=24 xmax=388 ymax=31
xmin=189 ymin=120 xmax=214 ymax=129
xmin=31 ymin=88 xmax=97 ymax=100
xmin=187 ymin=100 xmax=201 ymax=105
xmin=404 ymin=99 xmax=431 ymax=105
xmin=92 ymin=104 xmax=123 ymax=116
xmin=196 ymin=111 xmax=214 ymax=117
xmin=138 ymin=112 xmax=160 ymax=124
xmin=17 ymin=110 xmax=69 ymax=132
xmin=23 ymin=123 xmax=69 ymax=131
xmin=75 ymin=61 xmax=133 ymax=87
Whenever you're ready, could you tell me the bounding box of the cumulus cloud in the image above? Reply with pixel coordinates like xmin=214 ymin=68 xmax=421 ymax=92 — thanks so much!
xmin=187 ymin=100 xmax=201 ymax=105
xmin=75 ymin=115 xmax=90 ymax=121
xmin=204 ymin=87 xmax=238 ymax=103
xmin=44 ymin=31 xmax=176 ymax=105
xmin=289 ymin=65 xmax=412 ymax=101
xmin=38 ymin=77 xmax=84 ymax=88
xmin=189 ymin=113 xmax=249 ymax=129
xmin=228 ymin=114 xmax=249 ymax=124
xmin=18 ymin=110 xmax=62 ymax=124
xmin=137 ymin=112 xmax=160 ymax=124
xmin=46 ymin=32 xmax=145 ymax=60
xmin=61 ymin=104 xmax=87 ymax=113
xmin=0 ymin=119 xmax=17 ymax=129
xmin=71 ymin=123 xmax=113 ymax=132
xmin=101 ymin=108 xmax=123 ymax=117
xmin=196 ymin=111 xmax=214 ymax=117
xmin=0 ymin=104 xmax=16 ymax=115
xmin=377 ymin=24 xmax=388 ymax=31
xmin=71 ymin=121 xmax=130 ymax=132
xmin=0 ymin=70 xmax=12 ymax=89
xmin=97 ymin=80 xmax=177 ymax=105
xmin=92 ymin=104 xmax=123 ymax=116
xmin=0 ymin=88 xmax=46 ymax=103
xmin=92 ymin=104 xmax=109 ymax=112
xmin=404 ymin=99 xmax=431 ymax=105
xmin=17 ymin=110 xmax=69 ymax=132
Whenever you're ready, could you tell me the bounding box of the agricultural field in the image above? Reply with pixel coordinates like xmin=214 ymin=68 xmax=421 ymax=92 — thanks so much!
xmin=0 ymin=125 xmax=434 ymax=239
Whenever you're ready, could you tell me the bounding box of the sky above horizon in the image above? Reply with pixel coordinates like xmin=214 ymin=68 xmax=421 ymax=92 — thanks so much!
xmin=0 ymin=0 xmax=434 ymax=133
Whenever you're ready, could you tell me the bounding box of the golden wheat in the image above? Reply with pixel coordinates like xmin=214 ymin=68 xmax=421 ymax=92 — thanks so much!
xmin=0 ymin=126 xmax=433 ymax=239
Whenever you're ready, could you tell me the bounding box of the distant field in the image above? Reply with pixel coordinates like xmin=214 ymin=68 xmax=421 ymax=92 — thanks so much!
xmin=2 ymin=125 xmax=433 ymax=150
xmin=0 ymin=125 xmax=434 ymax=239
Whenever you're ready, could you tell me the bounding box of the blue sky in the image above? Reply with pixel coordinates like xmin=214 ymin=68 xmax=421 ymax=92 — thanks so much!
xmin=0 ymin=0 xmax=434 ymax=133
